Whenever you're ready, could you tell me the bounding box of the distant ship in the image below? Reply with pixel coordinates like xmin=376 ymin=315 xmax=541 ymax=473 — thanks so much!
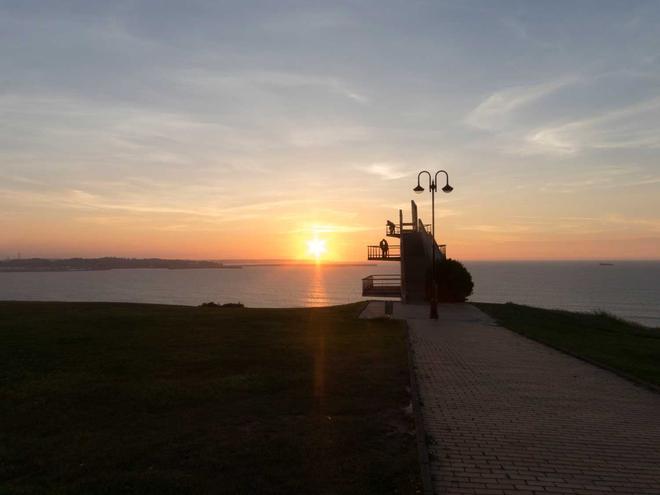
xmin=599 ymin=262 xmax=614 ymax=266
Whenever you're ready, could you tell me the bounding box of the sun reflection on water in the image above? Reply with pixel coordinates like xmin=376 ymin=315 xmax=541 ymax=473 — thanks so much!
xmin=305 ymin=263 xmax=330 ymax=306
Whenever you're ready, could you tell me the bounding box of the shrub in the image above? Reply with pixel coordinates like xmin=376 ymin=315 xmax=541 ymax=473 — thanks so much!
xmin=434 ymin=258 xmax=474 ymax=302
xmin=220 ymin=302 xmax=245 ymax=308
xmin=199 ymin=302 xmax=245 ymax=308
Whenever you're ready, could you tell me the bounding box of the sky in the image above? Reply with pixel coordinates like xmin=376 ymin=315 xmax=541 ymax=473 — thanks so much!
xmin=1 ymin=0 xmax=659 ymax=261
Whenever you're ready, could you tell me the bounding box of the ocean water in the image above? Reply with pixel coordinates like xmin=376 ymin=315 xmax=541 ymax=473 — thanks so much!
xmin=0 ymin=261 xmax=658 ymax=327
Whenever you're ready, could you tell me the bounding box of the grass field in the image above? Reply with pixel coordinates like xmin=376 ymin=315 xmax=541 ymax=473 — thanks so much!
xmin=0 ymin=302 xmax=419 ymax=494
xmin=475 ymin=302 xmax=660 ymax=388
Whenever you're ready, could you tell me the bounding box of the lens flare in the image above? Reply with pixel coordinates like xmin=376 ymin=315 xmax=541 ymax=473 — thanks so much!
xmin=306 ymin=238 xmax=327 ymax=259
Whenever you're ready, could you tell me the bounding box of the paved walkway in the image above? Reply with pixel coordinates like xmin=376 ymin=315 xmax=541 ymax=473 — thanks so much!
xmin=358 ymin=300 xmax=387 ymax=319
xmin=395 ymin=302 xmax=660 ymax=495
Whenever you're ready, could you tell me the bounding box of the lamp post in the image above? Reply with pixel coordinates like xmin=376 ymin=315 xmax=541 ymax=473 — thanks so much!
xmin=413 ymin=170 xmax=453 ymax=319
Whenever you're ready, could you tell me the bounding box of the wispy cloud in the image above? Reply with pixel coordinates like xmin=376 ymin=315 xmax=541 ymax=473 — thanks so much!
xmin=177 ymin=69 xmax=369 ymax=104
xmin=288 ymin=125 xmax=371 ymax=147
xmin=465 ymin=77 xmax=578 ymax=131
xmin=291 ymin=223 xmax=371 ymax=234
xmin=507 ymin=214 xmax=660 ymax=234
xmin=525 ymin=96 xmax=660 ymax=154
xmin=361 ymin=163 xmax=411 ymax=180
xmin=458 ymin=224 xmax=533 ymax=233
xmin=0 ymin=184 xmax=363 ymax=224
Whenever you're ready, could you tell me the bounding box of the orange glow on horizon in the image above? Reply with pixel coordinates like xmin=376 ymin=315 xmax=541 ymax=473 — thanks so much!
xmin=1 ymin=191 xmax=658 ymax=262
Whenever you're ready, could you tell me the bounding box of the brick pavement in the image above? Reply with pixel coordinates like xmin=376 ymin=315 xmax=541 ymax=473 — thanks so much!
xmin=397 ymin=303 xmax=660 ymax=495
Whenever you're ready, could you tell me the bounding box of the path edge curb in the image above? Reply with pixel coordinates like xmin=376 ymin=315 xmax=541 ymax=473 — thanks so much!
xmin=406 ymin=323 xmax=434 ymax=495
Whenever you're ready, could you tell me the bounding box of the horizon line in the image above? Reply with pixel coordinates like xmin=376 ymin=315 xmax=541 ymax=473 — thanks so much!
xmin=3 ymin=256 xmax=660 ymax=263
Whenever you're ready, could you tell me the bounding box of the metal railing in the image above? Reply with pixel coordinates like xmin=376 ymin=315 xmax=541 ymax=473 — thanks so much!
xmin=367 ymin=245 xmax=401 ymax=260
xmin=386 ymin=223 xmax=401 ymax=236
xmin=418 ymin=219 xmax=432 ymax=233
xmin=417 ymin=219 xmax=447 ymax=258
xmin=386 ymin=221 xmax=431 ymax=236
xmin=362 ymin=274 xmax=401 ymax=294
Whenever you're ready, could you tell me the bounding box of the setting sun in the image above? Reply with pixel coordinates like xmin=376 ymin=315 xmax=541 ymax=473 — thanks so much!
xmin=306 ymin=238 xmax=327 ymax=259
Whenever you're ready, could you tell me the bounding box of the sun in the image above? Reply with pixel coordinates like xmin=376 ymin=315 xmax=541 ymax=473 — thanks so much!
xmin=306 ymin=238 xmax=327 ymax=259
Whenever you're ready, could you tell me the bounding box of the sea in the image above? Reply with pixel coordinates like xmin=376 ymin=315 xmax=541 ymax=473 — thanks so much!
xmin=0 ymin=261 xmax=658 ymax=327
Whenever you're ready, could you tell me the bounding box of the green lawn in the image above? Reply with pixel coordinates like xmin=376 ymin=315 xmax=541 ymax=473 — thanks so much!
xmin=0 ymin=302 xmax=419 ymax=494
xmin=475 ymin=302 xmax=660 ymax=388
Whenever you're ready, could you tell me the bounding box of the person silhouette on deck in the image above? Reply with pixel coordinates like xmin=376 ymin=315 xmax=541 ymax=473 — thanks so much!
xmin=387 ymin=220 xmax=396 ymax=235
xmin=379 ymin=238 xmax=389 ymax=259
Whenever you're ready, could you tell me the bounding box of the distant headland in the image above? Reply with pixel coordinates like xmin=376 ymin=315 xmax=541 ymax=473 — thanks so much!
xmin=0 ymin=257 xmax=233 ymax=272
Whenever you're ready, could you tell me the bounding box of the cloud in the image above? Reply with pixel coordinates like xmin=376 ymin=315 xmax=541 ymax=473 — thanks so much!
xmin=177 ymin=69 xmax=368 ymax=104
xmin=465 ymin=77 xmax=578 ymax=131
xmin=288 ymin=125 xmax=370 ymax=147
xmin=291 ymin=223 xmax=371 ymax=234
xmin=509 ymin=214 xmax=660 ymax=234
xmin=465 ymin=73 xmax=660 ymax=157
xmin=458 ymin=224 xmax=532 ymax=233
xmin=361 ymin=163 xmax=410 ymax=180
xmin=525 ymin=96 xmax=660 ymax=154
xmin=261 ymin=7 xmax=357 ymax=33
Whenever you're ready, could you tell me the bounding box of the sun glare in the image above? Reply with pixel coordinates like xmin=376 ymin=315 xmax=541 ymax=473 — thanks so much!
xmin=306 ymin=238 xmax=327 ymax=259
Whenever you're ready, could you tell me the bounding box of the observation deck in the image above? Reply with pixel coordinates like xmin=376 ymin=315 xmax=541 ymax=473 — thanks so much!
xmin=367 ymin=245 xmax=400 ymax=261
xmin=361 ymin=200 xmax=447 ymax=301
xmin=362 ymin=274 xmax=401 ymax=298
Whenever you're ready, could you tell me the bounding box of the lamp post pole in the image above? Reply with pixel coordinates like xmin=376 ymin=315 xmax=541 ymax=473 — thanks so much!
xmin=414 ymin=170 xmax=453 ymax=319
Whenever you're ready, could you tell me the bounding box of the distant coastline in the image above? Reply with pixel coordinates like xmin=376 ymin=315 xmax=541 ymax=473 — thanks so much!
xmin=0 ymin=257 xmax=377 ymax=272
xmin=0 ymin=257 xmax=238 ymax=272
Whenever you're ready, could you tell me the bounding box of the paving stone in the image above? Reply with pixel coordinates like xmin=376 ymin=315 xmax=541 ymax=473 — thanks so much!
xmin=399 ymin=303 xmax=660 ymax=495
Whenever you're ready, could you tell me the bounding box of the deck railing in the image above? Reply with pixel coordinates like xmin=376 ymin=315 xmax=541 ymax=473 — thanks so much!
xmin=416 ymin=220 xmax=447 ymax=259
xmin=362 ymin=274 xmax=401 ymax=297
xmin=386 ymin=221 xmax=431 ymax=236
xmin=367 ymin=245 xmax=401 ymax=260
xmin=386 ymin=223 xmax=401 ymax=236
xmin=417 ymin=219 xmax=431 ymax=233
